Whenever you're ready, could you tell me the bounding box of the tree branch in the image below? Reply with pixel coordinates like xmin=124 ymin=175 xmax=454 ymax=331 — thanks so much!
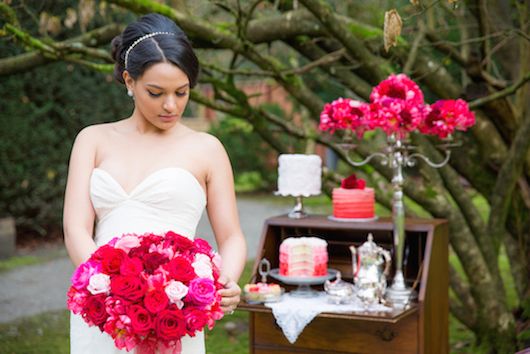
xmin=298 ymin=0 xmax=392 ymax=82
xmin=468 ymin=71 xmax=530 ymax=109
xmin=449 ymin=264 xmax=477 ymax=330
xmin=487 ymin=105 xmax=530 ymax=248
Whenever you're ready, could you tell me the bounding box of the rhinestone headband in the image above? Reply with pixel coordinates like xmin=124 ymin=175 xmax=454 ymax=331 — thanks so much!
xmin=124 ymin=32 xmax=175 ymax=69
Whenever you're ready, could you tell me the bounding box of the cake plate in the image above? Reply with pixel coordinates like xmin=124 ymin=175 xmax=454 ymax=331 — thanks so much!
xmin=269 ymin=268 xmax=339 ymax=297
xmin=328 ymin=215 xmax=379 ymax=223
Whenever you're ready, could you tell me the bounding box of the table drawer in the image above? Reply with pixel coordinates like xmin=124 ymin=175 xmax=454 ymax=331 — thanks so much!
xmin=251 ymin=312 xmax=418 ymax=354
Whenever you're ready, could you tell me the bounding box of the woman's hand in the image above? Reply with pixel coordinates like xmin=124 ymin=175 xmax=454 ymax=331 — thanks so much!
xmin=217 ymin=275 xmax=241 ymax=314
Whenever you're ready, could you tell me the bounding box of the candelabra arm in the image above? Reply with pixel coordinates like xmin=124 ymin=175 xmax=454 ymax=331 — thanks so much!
xmin=344 ymin=152 xmax=388 ymax=167
xmin=407 ymin=150 xmax=451 ymax=168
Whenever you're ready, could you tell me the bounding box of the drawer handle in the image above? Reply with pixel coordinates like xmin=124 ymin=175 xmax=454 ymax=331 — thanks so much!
xmin=376 ymin=327 xmax=396 ymax=342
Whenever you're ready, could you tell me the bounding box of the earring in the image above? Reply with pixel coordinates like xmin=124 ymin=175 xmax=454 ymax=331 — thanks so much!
xmin=127 ymin=89 xmax=133 ymax=97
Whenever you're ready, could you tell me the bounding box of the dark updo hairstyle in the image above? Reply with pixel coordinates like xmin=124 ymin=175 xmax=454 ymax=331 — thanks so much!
xmin=111 ymin=13 xmax=199 ymax=88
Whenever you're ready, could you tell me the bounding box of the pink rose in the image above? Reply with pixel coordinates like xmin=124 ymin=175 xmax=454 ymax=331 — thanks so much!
xmin=115 ymin=235 xmax=141 ymax=252
xmin=87 ymin=273 xmax=111 ymax=295
xmin=193 ymin=238 xmax=213 ymax=255
xmin=71 ymin=261 xmax=100 ymax=290
xmin=187 ymin=278 xmax=216 ymax=306
xmin=183 ymin=308 xmax=209 ymax=335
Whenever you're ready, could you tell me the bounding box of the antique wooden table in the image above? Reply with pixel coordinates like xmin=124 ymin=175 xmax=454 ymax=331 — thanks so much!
xmin=238 ymin=215 xmax=449 ymax=354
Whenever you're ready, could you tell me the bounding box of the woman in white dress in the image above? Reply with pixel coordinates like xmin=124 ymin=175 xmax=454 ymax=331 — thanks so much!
xmin=63 ymin=13 xmax=247 ymax=353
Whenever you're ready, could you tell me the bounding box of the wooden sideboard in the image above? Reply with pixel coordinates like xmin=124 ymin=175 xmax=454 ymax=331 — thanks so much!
xmin=238 ymin=215 xmax=449 ymax=354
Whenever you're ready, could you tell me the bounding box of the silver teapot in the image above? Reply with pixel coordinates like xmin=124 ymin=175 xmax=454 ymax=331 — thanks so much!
xmin=349 ymin=233 xmax=391 ymax=306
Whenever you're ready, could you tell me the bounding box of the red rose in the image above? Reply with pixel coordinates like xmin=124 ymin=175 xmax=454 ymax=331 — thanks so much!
xmin=341 ymin=174 xmax=366 ymax=190
xmin=110 ymin=275 xmax=147 ymax=302
xmin=193 ymin=238 xmax=213 ymax=255
xmin=127 ymin=304 xmax=153 ymax=336
xmin=183 ymin=308 xmax=208 ymax=335
xmin=128 ymin=244 xmax=150 ymax=260
xmin=144 ymin=252 xmax=168 ymax=274
xmin=144 ymin=289 xmax=169 ymax=313
xmin=341 ymin=174 xmax=357 ymax=189
xmin=84 ymin=294 xmax=108 ymax=326
xmin=91 ymin=245 xmax=114 ymax=262
xmin=155 ymin=309 xmax=187 ymax=341
xmin=165 ymin=231 xmax=194 ymax=251
xmin=355 ymin=179 xmax=366 ymax=189
xmin=120 ymin=257 xmax=143 ymax=276
xmin=101 ymin=248 xmax=127 ymax=274
xmin=164 ymin=256 xmax=196 ymax=283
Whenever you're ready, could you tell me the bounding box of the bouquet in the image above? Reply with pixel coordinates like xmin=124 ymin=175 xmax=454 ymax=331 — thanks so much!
xmin=67 ymin=231 xmax=224 ymax=354
xmin=319 ymin=73 xmax=475 ymax=138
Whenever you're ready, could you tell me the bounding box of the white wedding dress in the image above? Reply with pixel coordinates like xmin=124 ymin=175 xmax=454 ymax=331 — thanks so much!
xmin=70 ymin=167 xmax=207 ymax=353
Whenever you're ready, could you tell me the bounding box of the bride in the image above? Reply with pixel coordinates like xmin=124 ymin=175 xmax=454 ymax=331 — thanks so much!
xmin=63 ymin=13 xmax=247 ymax=353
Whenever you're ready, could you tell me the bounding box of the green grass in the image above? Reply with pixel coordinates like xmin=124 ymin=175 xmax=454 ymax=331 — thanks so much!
xmin=0 ymin=255 xmax=40 ymax=273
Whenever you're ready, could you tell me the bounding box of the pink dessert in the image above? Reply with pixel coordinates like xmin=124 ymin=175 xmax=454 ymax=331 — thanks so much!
xmin=332 ymin=187 xmax=375 ymax=219
xmin=279 ymin=237 xmax=328 ymax=277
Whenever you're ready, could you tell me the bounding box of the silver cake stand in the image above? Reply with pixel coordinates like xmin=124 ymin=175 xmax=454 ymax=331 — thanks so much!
xmin=269 ymin=268 xmax=339 ymax=297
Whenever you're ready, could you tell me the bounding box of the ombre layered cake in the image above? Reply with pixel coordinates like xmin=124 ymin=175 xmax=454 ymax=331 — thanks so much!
xmin=332 ymin=174 xmax=375 ymax=219
xmin=332 ymin=187 xmax=375 ymax=219
xmin=279 ymin=237 xmax=328 ymax=277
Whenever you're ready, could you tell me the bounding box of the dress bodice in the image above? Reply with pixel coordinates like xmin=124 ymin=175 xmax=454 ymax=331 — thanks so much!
xmin=90 ymin=167 xmax=206 ymax=246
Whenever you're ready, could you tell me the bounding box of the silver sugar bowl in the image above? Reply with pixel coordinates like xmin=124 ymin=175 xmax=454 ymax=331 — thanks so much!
xmin=324 ymin=271 xmax=355 ymax=304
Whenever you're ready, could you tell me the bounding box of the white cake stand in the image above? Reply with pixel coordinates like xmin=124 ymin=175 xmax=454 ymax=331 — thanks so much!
xmin=269 ymin=268 xmax=338 ymax=297
xmin=274 ymin=192 xmax=321 ymax=219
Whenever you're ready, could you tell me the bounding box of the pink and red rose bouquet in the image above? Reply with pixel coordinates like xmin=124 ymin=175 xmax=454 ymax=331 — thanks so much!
xmin=319 ymin=73 xmax=475 ymax=138
xmin=67 ymin=231 xmax=224 ymax=354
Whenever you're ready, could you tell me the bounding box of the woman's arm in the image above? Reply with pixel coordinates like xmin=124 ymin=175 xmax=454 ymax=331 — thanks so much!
xmin=63 ymin=127 xmax=98 ymax=267
xmin=202 ymin=134 xmax=247 ymax=312
xmin=204 ymin=134 xmax=247 ymax=282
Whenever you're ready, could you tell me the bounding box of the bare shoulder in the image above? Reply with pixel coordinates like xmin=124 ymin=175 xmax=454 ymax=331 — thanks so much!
xmin=74 ymin=122 xmax=115 ymax=146
xmin=187 ymin=131 xmax=226 ymax=154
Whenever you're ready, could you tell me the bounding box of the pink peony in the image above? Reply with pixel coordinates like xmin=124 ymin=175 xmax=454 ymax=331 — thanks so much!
xmin=370 ymin=73 xmax=424 ymax=106
xmin=319 ymin=98 xmax=369 ymax=136
xmin=368 ymin=99 xmax=426 ymax=137
xmin=66 ymin=287 xmax=88 ymax=314
xmin=420 ymin=99 xmax=475 ymax=138
xmin=71 ymin=261 xmax=100 ymax=290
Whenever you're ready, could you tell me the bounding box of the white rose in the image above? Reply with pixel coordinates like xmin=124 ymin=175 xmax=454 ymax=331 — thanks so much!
xmin=212 ymin=253 xmax=222 ymax=270
xmin=194 ymin=253 xmax=211 ymax=265
xmin=165 ymin=280 xmax=188 ymax=305
xmin=87 ymin=273 xmax=110 ymax=295
xmin=192 ymin=260 xmax=213 ymax=279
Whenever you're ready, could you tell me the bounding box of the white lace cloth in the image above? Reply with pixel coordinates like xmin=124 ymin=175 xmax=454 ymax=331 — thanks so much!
xmin=265 ymin=292 xmax=391 ymax=343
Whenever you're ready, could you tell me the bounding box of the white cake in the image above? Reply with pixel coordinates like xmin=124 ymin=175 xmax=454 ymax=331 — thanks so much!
xmin=276 ymin=154 xmax=322 ymax=197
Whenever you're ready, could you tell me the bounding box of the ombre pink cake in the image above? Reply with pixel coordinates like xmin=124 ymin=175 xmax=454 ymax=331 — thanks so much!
xmin=279 ymin=237 xmax=328 ymax=277
xmin=332 ymin=187 xmax=375 ymax=219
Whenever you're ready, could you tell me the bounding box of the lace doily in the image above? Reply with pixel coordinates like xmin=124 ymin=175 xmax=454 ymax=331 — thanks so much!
xmin=265 ymin=292 xmax=391 ymax=343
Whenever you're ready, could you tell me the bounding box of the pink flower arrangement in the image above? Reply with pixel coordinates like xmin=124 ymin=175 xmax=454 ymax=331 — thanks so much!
xmin=67 ymin=231 xmax=224 ymax=354
xmin=319 ymin=73 xmax=475 ymax=139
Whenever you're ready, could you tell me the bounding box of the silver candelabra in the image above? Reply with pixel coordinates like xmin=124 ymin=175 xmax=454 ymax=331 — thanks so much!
xmin=338 ymin=133 xmax=455 ymax=308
